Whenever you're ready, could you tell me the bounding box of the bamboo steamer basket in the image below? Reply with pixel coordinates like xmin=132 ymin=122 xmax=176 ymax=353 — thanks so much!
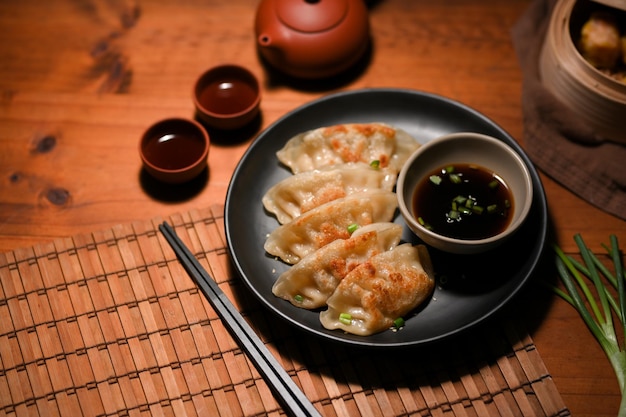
xmin=539 ymin=0 xmax=626 ymax=144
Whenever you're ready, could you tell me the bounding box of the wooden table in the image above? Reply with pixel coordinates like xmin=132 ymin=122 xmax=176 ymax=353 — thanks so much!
xmin=1 ymin=0 xmax=624 ymax=415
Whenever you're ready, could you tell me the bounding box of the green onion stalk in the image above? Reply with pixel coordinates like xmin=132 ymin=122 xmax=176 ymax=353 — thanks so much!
xmin=547 ymin=234 xmax=626 ymax=416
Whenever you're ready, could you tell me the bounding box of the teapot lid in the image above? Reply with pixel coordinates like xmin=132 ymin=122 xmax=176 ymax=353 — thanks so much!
xmin=276 ymin=0 xmax=349 ymax=33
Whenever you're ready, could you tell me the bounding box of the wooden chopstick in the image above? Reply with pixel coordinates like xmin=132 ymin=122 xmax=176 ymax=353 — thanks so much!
xmin=159 ymin=222 xmax=321 ymax=417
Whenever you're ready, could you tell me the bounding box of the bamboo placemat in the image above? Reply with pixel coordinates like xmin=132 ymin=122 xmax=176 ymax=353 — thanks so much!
xmin=0 ymin=205 xmax=569 ymax=417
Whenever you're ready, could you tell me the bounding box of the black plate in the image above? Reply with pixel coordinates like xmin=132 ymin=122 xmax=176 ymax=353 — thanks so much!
xmin=225 ymin=88 xmax=548 ymax=348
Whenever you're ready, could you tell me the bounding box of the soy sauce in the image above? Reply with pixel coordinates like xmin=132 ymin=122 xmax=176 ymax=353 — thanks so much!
xmin=143 ymin=133 xmax=205 ymax=170
xmin=412 ymin=163 xmax=514 ymax=240
xmin=198 ymin=79 xmax=257 ymax=115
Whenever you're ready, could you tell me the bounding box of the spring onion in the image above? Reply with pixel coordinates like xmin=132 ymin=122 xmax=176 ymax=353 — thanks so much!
xmin=454 ymin=195 xmax=468 ymax=205
xmin=393 ymin=317 xmax=405 ymax=329
xmin=370 ymin=160 xmax=380 ymax=169
xmin=339 ymin=313 xmax=352 ymax=326
xmin=430 ymin=175 xmax=442 ymax=185
xmin=547 ymin=234 xmax=626 ymax=416
xmin=417 ymin=217 xmax=432 ymax=230
xmin=347 ymin=223 xmax=359 ymax=234
xmin=449 ymin=173 xmax=462 ymax=184
xmin=294 ymin=294 xmax=304 ymax=303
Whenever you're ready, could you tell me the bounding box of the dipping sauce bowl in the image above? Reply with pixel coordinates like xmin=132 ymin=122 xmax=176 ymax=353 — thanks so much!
xmin=193 ymin=64 xmax=261 ymax=130
xmin=397 ymin=132 xmax=533 ymax=254
xmin=140 ymin=118 xmax=210 ymax=184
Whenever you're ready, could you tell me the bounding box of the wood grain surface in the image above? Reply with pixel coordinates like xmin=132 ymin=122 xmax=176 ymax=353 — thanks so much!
xmin=1 ymin=0 xmax=625 ymax=415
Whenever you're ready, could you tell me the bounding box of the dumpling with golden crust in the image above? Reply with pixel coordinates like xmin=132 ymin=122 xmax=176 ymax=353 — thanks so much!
xmin=276 ymin=123 xmax=419 ymax=174
xmin=264 ymin=190 xmax=398 ymax=265
xmin=262 ymin=162 xmax=397 ymax=224
xmin=272 ymin=222 xmax=403 ymax=309
xmin=320 ymin=244 xmax=435 ymax=336
xmin=578 ymin=12 xmax=622 ymax=69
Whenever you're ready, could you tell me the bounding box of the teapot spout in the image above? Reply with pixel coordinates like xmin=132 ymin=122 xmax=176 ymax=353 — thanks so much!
xmin=258 ymin=33 xmax=277 ymax=48
xmin=257 ymin=33 xmax=288 ymax=69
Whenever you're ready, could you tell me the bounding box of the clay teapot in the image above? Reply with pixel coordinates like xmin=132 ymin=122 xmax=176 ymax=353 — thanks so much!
xmin=255 ymin=0 xmax=370 ymax=79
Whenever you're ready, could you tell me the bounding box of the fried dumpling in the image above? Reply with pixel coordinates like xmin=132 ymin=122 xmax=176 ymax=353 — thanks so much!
xmin=578 ymin=12 xmax=621 ymax=69
xmin=262 ymin=162 xmax=397 ymax=224
xmin=272 ymin=222 xmax=403 ymax=309
xmin=320 ymin=244 xmax=435 ymax=336
xmin=264 ymin=190 xmax=398 ymax=264
xmin=276 ymin=123 xmax=419 ymax=174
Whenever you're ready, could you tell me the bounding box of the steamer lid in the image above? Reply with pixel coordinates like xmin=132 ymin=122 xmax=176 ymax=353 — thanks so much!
xmin=590 ymin=0 xmax=626 ymax=12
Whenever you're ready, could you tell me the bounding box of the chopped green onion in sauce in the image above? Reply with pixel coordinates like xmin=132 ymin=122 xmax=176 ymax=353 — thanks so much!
xmin=417 ymin=216 xmax=432 ymax=230
xmin=449 ymin=173 xmax=462 ymax=184
xmin=393 ymin=317 xmax=405 ymax=328
xmin=429 ymin=175 xmax=442 ymax=185
xmin=454 ymin=195 xmax=467 ymax=205
xmin=413 ymin=163 xmax=513 ymax=240
xmin=347 ymin=223 xmax=359 ymax=234
xmin=370 ymin=160 xmax=380 ymax=169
